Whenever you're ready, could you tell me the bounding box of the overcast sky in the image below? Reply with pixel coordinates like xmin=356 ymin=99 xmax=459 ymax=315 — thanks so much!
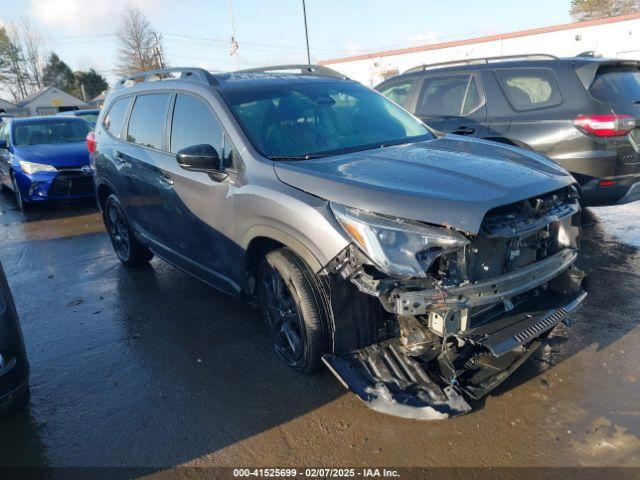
xmin=0 ymin=0 xmax=572 ymax=85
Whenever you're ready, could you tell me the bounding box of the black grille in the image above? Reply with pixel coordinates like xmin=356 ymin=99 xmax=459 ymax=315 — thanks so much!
xmin=47 ymin=171 xmax=94 ymax=197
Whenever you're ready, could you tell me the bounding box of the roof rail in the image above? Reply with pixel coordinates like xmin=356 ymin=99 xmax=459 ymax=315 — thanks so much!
xmin=234 ymin=64 xmax=349 ymax=79
xmin=575 ymin=50 xmax=598 ymax=57
xmin=404 ymin=54 xmax=558 ymax=73
xmin=113 ymin=67 xmax=219 ymax=90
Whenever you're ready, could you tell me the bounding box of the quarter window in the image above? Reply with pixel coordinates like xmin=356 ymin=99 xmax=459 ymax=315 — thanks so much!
xmin=495 ymin=68 xmax=562 ymax=110
xmin=103 ymin=97 xmax=130 ymax=139
xmin=127 ymin=94 xmax=171 ymax=150
xmin=379 ymin=81 xmax=413 ymax=107
xmin=416 ymin=74 xmax=482 ymax=116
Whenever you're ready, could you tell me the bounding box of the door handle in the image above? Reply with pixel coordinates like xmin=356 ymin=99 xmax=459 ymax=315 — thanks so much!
xmin=452 ymin=126 xmax=475 ymax=135
xmin=115 ymin=152 xmax=128 ymax=164
xmin=159 ymin=172 xmax=174 ymax=185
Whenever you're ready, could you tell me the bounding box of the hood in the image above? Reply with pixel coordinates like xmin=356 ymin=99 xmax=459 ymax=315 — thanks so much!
xmin=274 ymin=136 xmax=574 ymax=234
xmin=13 ymin=142 xmax=90 ymax=168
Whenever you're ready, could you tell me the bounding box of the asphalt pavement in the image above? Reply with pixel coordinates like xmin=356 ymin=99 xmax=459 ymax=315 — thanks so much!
xmin=0 ymin=191 xmax=638 ymax=475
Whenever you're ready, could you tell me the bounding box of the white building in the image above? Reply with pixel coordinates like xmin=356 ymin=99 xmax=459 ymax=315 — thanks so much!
xmin=17 ymin=86 xmax=89 ymax=116
xmin=0 ymin=98 xmax=16 ymax=114
xmin=320 ymin=13 xmax=640 ymax=86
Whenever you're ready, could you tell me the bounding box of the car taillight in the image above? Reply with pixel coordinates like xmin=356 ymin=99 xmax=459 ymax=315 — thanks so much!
xmin=573 ymin=114 xmax=636 ymax=137
xmin=86 ymin=131 xmax=96 ymax=154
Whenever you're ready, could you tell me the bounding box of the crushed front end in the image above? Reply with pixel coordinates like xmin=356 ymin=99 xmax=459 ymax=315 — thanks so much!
xmin=322 ymin=186 xmax=587 ymax=419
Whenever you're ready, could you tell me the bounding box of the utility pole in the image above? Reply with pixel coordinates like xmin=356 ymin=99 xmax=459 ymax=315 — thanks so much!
xmin=302 ymin=0 xmax=311 ymax=64
xmin=153 ymin=32 xmax=166 ymax=70
xmin=80 ymin=83 xmax=87 ymax=102
xmin=228 ymin=0 xmax=240 ymax=68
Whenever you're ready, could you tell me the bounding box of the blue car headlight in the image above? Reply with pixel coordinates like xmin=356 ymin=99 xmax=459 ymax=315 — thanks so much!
xmin=18 ymin=160 xmax=57 ymax=175
xmin=331 ymin=203 xmax=469 ymax=278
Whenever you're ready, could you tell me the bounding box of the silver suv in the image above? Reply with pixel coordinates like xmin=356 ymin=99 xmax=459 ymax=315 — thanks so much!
xmin=91 ymin=65 xmax=587 ymax=419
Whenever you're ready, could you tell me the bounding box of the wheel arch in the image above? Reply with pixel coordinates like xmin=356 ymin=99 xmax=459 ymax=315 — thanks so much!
xmin=95 ymin=178 xmax=118 ymax=211
xmin=242 ymin=227 xmax=324 ymax=295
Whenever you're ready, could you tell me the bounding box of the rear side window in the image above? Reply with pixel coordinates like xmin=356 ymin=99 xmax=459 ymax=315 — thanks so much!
xmin=170 ymin=94 xmax=223 ymax=155
xmin=103 ymin=97 xmax=130 ymax=139
xmin=127 ymin=94 xmax=171 ymax=150
xmin=589 ymin=66 xmax=640 ymax=104
xmin=416 ymin=74 xmax=482 ymax=116
xmin=496 ymin=68 xmax=562 ymax=111
xmin=379 ymin=81 xmax=413 ymax=107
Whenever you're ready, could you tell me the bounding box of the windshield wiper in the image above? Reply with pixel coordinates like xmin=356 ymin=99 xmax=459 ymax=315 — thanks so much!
xmin=268 ymin=154 xmax=326 ymax=160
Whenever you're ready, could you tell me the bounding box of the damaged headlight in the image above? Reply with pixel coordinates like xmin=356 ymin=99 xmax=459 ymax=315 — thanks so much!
xmin=331 ymin=203 xmax=469 ymax=278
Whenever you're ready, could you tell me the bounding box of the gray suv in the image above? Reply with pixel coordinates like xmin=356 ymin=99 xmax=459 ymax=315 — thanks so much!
xmin=91 ymin=65 xmax=587 ymax=419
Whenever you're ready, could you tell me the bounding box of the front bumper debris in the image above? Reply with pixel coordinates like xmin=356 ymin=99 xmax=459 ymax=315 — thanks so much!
xmin=391 ymin=248 xmax=577 ymax=315
xmin=323 ymin=287 xmax=586 ymax=420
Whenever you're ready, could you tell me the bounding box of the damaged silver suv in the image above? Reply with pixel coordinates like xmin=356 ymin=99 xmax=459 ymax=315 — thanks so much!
xmin=92 ymin=65 xmax=587 ymax=419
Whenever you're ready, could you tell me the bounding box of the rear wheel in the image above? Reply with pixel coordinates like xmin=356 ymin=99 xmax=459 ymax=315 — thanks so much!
xmin=258 ymin=248 xmax=329 ymax=373
xmin=103 ymin=194 xmax=153 ymax=267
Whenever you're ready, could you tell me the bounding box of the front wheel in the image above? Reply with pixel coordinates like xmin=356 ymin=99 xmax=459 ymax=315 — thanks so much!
xmin=258 ymin=248 xmax=330 ymax=373
xmin=11 ymin=175 xmax=30 ymax=213
xmin=103 ymin=194 xmax=153 ymax=267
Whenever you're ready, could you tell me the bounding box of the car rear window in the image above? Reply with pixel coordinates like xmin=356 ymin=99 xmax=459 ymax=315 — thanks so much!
xmin=495 ymin=68 xmax=562 ymax=110
xmin=379 ymin=80 xmax=413 ymax=107
xmin=416 ymin=74 xmax=482 ymax=116
xmin=589 ymin=65 xmax=640 ymax=104
xmin=103 ymin=97 xmax=130 ymax=139
xmin=127 ymin=93 xmax=171 ymax=150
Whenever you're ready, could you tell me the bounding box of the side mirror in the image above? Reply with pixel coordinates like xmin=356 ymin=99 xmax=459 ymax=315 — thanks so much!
xmin=0 ymin=140 xmax=6 ymax=149
xmin=176 ymin=144 xmax=228 ymax=181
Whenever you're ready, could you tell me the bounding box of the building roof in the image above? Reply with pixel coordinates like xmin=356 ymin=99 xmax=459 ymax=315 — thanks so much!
xmin=319 ymin=12 xmax=640 ymax=65
xmin=17 ymin=85 xmax=87 ymax=107
xmin=90 ymin=91 xmax=106 ymax=103
xmin=17 ymin=86 xmax=54 ymax=107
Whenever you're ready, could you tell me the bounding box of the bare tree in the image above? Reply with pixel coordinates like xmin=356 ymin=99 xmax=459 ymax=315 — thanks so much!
xmin=0 ymin=26 xmax=30 ymax=102
xmin=570 ymin=0 xmax=639 ymax=20
xmin=116 ymin=6 xmax=166 ymax=76
xmin=19 ymin=19 xmax=44 ymax=91
xmin=0 ymin=19 xmax=44 ymax=102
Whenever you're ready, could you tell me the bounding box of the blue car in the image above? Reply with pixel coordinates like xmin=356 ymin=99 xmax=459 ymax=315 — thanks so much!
xmin=0 ymin=116 xmax=94 ymax=211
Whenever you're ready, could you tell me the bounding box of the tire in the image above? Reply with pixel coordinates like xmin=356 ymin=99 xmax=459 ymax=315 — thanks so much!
xmin=11 ymin=175 xmax=30 ymax=213
xmin=258 ymin=248 xmax=330 ymax=374
xmin=0 ymin=385 xmax=30 ymax=415
xmin=103 ymin=194 xmax=153 ymax=267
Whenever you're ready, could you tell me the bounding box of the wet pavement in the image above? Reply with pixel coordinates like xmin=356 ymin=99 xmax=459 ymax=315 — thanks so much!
xmin=0 ymin=191 xmax=638 ymax=471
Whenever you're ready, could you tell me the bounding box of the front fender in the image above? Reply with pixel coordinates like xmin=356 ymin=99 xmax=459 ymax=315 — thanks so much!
xmin=241 ymin=225 xmax=326 ymax=274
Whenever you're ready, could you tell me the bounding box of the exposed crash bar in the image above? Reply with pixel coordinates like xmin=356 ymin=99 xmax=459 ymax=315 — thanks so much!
xmin=392 ymin=248 xmax=578 ymax=315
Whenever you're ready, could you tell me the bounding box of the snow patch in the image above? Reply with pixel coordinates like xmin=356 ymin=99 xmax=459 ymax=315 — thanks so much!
xmin=592 ymin=203 xmax=640 ymax=247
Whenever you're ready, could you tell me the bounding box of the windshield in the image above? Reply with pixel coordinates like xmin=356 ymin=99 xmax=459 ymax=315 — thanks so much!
xmin=220 ymin=80 xmax=433 ymax=159
xmin=13 ymin=120 xmax=92 ymax=146
xmin=589 ymin=66 xmax=640 ymax=104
